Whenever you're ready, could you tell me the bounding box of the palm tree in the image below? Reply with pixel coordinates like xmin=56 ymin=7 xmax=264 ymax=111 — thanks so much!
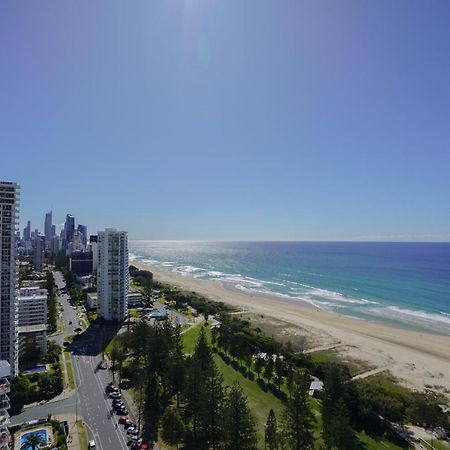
xmin=20 ymin=433 xmax=46 ymax=450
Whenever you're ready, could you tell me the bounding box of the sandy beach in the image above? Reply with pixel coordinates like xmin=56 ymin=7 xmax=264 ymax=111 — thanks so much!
xmin=133 ymin=260 xmax=450 ymax=394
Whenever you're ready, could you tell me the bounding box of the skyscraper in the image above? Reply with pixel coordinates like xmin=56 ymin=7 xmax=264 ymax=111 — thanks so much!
xmin=44 ymin=211 xmax=52 ymax=247
xmin=97 ymin=229 xmax=128 ymax=322
xmin=0 ymin=182 xmax=19 ymax=376
xmin=34 ymin=234 xmax=44 ymax=272
xmin=65 ymin=214 xmax=75 ymax=244
xmin=77 ymin=224 xmax=88 ymax=246
xmin=23 ymin=220 xmax=31 ymax=242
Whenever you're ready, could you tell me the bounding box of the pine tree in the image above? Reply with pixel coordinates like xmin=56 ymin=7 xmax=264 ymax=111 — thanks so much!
xmin=264 ymin=357 xmax=274 ymax=384
xmin=144 ymin=374 xmax=162 ymax=439
xmin=204 ymin=365 xmax=226 ymax=450
xmin=161 ymin=406 xmax=185 ymax=449
xmin=265 ymin=409 xmax=278 ymax=450
xmin=281 ymin=377 xmax=315 ymax=450
xmin=223 ymin=382 xmax=258 ymax=450
xmin=193 ymin=327 xmax=214 ymax=373
xmin=322 ymin=365 xmax=358 ymax=450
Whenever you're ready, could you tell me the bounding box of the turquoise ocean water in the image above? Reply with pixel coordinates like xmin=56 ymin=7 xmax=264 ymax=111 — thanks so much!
xmin=129 ymin=241 xmax=450 ymax=335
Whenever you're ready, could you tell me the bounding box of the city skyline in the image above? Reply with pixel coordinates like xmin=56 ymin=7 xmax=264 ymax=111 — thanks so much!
xmin=2 ymin=1 xmax=450 ymax=241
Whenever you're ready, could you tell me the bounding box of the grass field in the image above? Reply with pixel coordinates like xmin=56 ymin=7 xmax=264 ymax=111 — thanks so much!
xmin=64 ymin=351 xmax=76 ymax=389
xmin=182 ymin=322 xmax=410 ymax=450
xmin=77 ymin=420 xmax=88 ymax=449
xmin=181 ymin=320 xmax=206 ymax=354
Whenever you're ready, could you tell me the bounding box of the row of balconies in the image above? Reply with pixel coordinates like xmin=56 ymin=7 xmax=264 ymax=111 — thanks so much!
xmin=0 ymin=395 xmax=9 ymax=410
xmin=0 ymin=379 xmax=10 ymax=396
xmin=0 ymin=428 xmax=10 ymax=448
xmin=0 ymin=410 xmax=9 ymax=428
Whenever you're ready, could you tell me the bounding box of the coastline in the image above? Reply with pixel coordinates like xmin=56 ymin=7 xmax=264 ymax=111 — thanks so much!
xmin=133 ymin=260 xmax=450 ymax=393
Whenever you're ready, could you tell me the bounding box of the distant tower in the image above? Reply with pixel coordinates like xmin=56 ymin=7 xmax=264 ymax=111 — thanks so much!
xmin=44 ymin=211 xmax=52 ymax=247
xmin=97 ymin=229 xmax=128 ymax=322
xmin=77 ymin=224 xmax=88 ymax=246
xmin=65 ymin=214 xmax=75 ymax=244
xmin=0 ymin=181 xmax=20 ymax=376
xmin=34 ymin=234 xmax=44 ymax=272
xmin=23 ymin=220 xmax=31 ymax=242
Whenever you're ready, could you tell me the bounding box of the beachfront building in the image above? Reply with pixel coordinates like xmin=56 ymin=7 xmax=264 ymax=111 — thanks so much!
xmin=0 ymin=181 xmax=19 ymax=377
xmin=0 ymin=360 xmax=11 ymax=449
xmin=97 ymin=228 xmax=129 ymax=322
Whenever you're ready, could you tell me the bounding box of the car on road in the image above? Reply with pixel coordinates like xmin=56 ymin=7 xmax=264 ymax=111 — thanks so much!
xmin=74 ymin=327 xmax=82 ymax=333
xmin=88 ymin=439 xmax=96 ymax=449
xmin=69 ymin=321 xmax=72 ymax=325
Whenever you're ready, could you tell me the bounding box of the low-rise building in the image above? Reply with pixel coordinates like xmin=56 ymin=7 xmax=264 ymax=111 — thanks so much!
xmin=128 ymin=291 xmax=143 ymax=306
xmin=87 ymin=291 xmax=142 ymax=309
xmin=86 ymin=293 xmax=97 ymax=309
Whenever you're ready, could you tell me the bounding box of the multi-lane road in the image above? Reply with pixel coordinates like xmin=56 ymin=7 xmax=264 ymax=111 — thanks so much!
xmin=11 ymin=272 xmax=130 ymax=449
xmin=55 ymin=271 xmax=130 ymax=450
xmin=11 ymin=270 xmax=185 ymax=448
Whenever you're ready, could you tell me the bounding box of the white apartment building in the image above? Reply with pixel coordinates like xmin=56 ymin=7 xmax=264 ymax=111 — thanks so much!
xmin=0 ymin=182 xmax=19 ymax=377
xmin=0 ymin=361 xmax=11 ymax=449
xmin=97 ymin=229 xmax=128 ymax=322
xmin=18 ymin=287 xmax=48 ymax=326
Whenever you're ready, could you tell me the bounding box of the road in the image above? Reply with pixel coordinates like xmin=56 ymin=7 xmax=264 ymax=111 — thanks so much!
xmin=53 ymin=271 xmax=129 ymax=450
xmin=11 ymin=271 xmax=184 ymax=448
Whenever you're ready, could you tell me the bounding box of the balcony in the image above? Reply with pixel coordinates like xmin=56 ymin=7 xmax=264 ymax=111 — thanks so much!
xmin=0 ymin=379 xmax=9 ymax=395
xmin=0 ymin=410 xmax=9 ymax=427
xmin=0 ymin=395 xmax=9 ymax=410
xmin=0 ymin=428 xmax=10 ymax=446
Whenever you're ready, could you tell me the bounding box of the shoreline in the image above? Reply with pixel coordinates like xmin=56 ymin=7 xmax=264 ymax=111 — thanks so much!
xmin=132 ymin=259 xmax=450 ymax=393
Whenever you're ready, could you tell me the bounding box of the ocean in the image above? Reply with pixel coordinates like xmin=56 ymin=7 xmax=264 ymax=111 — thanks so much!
xmin=129 ymin=241 xmax=450 ymax=335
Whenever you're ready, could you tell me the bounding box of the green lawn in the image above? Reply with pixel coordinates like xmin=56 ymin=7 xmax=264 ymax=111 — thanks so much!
xmin=181 ymin=321 xmax=206 ymax=354
xmin=182 ymin=322 xmax=408 ymax=449
xmin=358 ymin=432 xmax=410 ymax=450
xmin=64 ymin=351 xmax=76 ymax=389
xmin=77 ymin=420 xmax=88 ymax=449
xmin=423 ymin=439 xmax=450 ymax=450
xmin=129 ymin=308 xmax=143 ymax=319
xmin=214 ymin=354 xmax=285 ymax=444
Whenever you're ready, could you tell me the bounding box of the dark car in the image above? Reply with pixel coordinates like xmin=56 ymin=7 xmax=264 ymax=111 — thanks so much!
xmin=74 ymin=327 xmax=82 ymax=333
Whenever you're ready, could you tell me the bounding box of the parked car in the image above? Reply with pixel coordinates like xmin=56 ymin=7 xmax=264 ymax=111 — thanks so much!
xmin=127 ymin=428 xmax=138 ymax=436
xmin=117 ymin=408 xmax=128 ymax=416
xmin=123 ymin=420 xmax=134 ymax=429
xmin=88 ymin=440 xmax=96 ymax=449
xmin=118 ymin=417 xmax=129 ymax=425
xmin=108 ymin=392 xmax=120 ymax=399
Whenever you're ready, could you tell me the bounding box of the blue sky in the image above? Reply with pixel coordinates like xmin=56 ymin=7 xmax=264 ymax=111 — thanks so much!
xmin=1 ymin=1 xmax=450 ymax=240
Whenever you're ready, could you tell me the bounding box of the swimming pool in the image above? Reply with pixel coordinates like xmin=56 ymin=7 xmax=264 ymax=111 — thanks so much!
xmin=21 ymin=365 xmax=47 ymax=375
xmin=20 ymin=429 xmax=47 ymax=449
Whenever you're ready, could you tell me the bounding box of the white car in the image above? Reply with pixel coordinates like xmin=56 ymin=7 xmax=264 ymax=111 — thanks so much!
xmin=88 ymin=439 xmax=96 ymax=449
